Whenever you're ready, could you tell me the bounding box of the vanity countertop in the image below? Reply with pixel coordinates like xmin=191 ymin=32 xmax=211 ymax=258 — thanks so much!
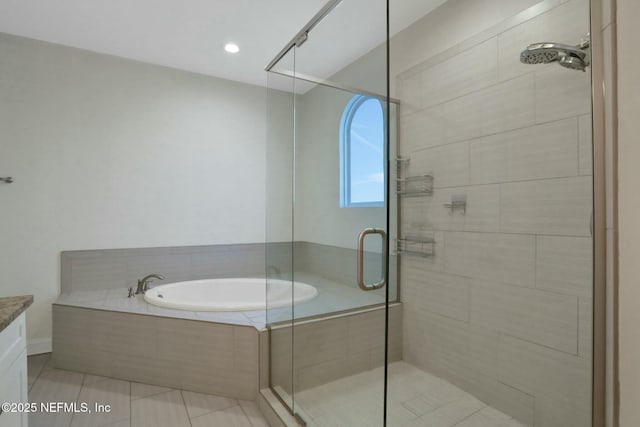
xmin=0 ymin=295 xmax=33 ymax=333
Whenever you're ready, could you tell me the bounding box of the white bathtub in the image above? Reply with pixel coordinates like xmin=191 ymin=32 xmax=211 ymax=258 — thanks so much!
xmin=143 ymin=278 xmax=318 ymax=311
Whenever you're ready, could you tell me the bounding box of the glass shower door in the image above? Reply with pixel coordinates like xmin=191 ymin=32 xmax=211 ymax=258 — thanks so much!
xmin=266 ymin=0 xmax=394 ymax=424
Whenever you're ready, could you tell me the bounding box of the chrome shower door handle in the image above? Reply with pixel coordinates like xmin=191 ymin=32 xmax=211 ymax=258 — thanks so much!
xmin=357 ymin=228 xmax=387 ymax=291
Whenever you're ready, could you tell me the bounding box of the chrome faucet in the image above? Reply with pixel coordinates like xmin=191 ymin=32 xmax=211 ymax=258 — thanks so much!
xmin=135 ymin=274 xmax=165 ymax=295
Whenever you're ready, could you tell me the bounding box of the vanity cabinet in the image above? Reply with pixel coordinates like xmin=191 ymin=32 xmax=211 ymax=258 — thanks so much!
xmin=0 ymin=312 xmax=29 ymax=427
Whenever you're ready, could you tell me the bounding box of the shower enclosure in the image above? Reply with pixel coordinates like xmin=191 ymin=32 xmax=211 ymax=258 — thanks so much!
xmin=265 ymin=0 xmax=600 ymax=425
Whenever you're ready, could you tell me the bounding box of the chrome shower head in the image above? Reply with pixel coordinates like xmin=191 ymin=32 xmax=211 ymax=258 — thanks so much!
xmin=520 ymin=43 xmax=563 ymax=64
xmin=520 ymin=38 xmax=590 ymax=71
xmin=558 ymin=54 xmax=588 ymax=71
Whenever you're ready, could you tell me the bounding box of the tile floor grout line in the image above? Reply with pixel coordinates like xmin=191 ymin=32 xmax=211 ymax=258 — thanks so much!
xmin=68 ymin=372 xmax=87 ymax=427
xmin=188 ymin=404 xmax=246 ymax=423
xmin=449 ymin=405 xmax=486 ymax=426
xmin=28 ymin=353 xmax=50 ymax=392
xmin=179 ymin=390 xmax=194 ymax=427
xmin=27 ymin=359 xmax=267 ymax=426
xmin=129 ymin=380 xmax=132 ymax=427
xmin=238 ymin=401 xmax=259 ymax=427
xmin=130 ymin=386 xmax=174 ymax=401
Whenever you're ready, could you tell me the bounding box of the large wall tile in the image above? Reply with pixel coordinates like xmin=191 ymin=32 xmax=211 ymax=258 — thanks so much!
xmin=444 ymin=232 xmax=535 ymax=287
xmin=536 ymin=235 xmax=593 ymax=298
xmin=470 ymin=118 xmax=579 ymax=184
xmin=409 ymin=141 xmax=470 ymax=188
xmin=443 ymin=74 xmax=535 ymax=143
xmin=498 ymin=18 xmax=540 ymax=82
xmin=401 ymin=184 xmax=500 ymax=233
xmin=498 ymin=335 xmax=591 ymax=405
xmin=537 ymin=0 xmax=591 ymax=46
xmin=419 ymin=38 xmax=498 ymax=109
xmin=403 ymin=310 xmax=498 ymax=379
xmin=535 ymin=66 xmax=591 ymax=123
xmin=463 ymin=185 xmax=501 ymax=232
xmin=402 ymin=267 xmax=470 ymax=321
xmin=398 ymin=71 xmax=423 ymax=116
xmin=500 ymin=176 xmax=592 ymax=236
xmin=399 ymin=105 xmax=446 ymax=154
xmin=534 ymin=393 xmax=591 ymax=427
xmin=471 ymin=279 xmax=578 ymax=354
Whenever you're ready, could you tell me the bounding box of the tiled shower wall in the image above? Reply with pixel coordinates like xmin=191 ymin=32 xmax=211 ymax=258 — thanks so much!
xmin=397 ymin=0 xmax=592 ymax=426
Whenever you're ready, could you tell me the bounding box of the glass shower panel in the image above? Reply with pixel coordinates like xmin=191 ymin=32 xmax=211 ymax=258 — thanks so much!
xmin=266 ymin=47 xmax=296 ymax=411
xmin=266 ymin=0 xmax=393 ymax=424
xmin=391 ymin=0 xmax=594 ymax=426
xmin=289 ymin=0 xmax=391 ymax=423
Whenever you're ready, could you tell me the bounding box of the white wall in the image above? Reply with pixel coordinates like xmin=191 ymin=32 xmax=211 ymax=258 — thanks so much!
xmin=617 ymin=0 xmax=640 ymax=424
xmin=0 ymin=33 xmax=267 ymax=351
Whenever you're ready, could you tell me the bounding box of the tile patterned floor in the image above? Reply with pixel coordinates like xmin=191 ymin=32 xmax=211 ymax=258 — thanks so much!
xmin=294 ymin=361 xmax=526 ymax=427
xmin=27 ymin=353 xmax=269 ymax=427
xmin=28 ymin=356 xmax=525 ymax=426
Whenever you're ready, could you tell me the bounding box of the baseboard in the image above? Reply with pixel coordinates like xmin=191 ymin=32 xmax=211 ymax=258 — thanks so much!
xmin=27 ymin=337 xmax=52 ymax=355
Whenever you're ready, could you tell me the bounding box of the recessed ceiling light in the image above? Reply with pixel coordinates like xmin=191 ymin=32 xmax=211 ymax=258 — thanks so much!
xmin=224 ymin=43 xmax=239 ymax=53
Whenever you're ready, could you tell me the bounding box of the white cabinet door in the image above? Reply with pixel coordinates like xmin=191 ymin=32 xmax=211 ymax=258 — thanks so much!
xmin=0 ymin=313 xmax=28 ymax=427
xmin=0 ymin=349 xmax=28 ymax=427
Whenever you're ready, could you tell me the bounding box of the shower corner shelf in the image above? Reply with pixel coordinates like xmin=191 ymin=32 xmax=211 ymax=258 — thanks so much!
xmin=395 ymin=157 xmax=410 ymax=175
xmin=396 ymin=175 xmax=434 ymax=196
xmin=397 ymin=237 xmax=435 ymax=258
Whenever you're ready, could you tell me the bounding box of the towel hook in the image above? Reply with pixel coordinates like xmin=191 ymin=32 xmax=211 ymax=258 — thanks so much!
xmin=0 ymin=177 xmax=13 ymax=184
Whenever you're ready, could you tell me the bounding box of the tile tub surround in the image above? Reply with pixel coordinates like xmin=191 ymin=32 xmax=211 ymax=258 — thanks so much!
xmin=61 ymin=241 xmax=396 ymax=305
xmin=52 ymin=296 xmax=398 ymax=404
xmin=270 ymin=304 xmax=403 ymax=398
xmin=52 ymin=305 xmax=261 ymax=401
xmin=55 ymin=272 xmax=387 ymax=329
xmin=27 ymin=353 xmax=269 ymax=427
xmin=61 ymin=243 xmax=265 ymax=293
xmin=0 ymin=295 xmax=33 ymax=332
xmin=397 ymin=0 xmax=593 ymax=426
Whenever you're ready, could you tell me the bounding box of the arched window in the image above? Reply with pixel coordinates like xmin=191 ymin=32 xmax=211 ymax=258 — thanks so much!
xmin=340 ymin=95 xmax=386 ymax=208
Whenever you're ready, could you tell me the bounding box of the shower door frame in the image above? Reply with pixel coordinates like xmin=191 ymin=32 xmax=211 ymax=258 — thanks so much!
xmin=589 ymin=0 xmax=612 ymax=425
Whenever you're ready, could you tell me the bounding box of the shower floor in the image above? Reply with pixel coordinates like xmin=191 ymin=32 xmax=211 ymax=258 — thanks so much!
xmin=293 ymin=361 xmax=525 ymax=427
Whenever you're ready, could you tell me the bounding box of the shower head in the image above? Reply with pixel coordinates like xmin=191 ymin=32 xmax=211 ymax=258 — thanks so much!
xmin=520 ymin=38 xmax=590 ymax=71
xmin=558 ymin=54 xmax=588 ymax=71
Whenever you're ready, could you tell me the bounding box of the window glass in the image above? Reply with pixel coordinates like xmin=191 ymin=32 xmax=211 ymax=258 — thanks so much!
xmin=340 ymin=95 xmax=385 ymax=207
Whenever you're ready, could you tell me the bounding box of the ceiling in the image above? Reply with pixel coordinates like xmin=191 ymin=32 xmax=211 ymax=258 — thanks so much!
xmin=0 ymin=0 xmax=446 ymax=89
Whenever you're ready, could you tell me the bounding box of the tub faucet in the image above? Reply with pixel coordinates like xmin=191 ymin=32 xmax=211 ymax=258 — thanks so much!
xmin=136 ymin=274 xmax=165 ymax=295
